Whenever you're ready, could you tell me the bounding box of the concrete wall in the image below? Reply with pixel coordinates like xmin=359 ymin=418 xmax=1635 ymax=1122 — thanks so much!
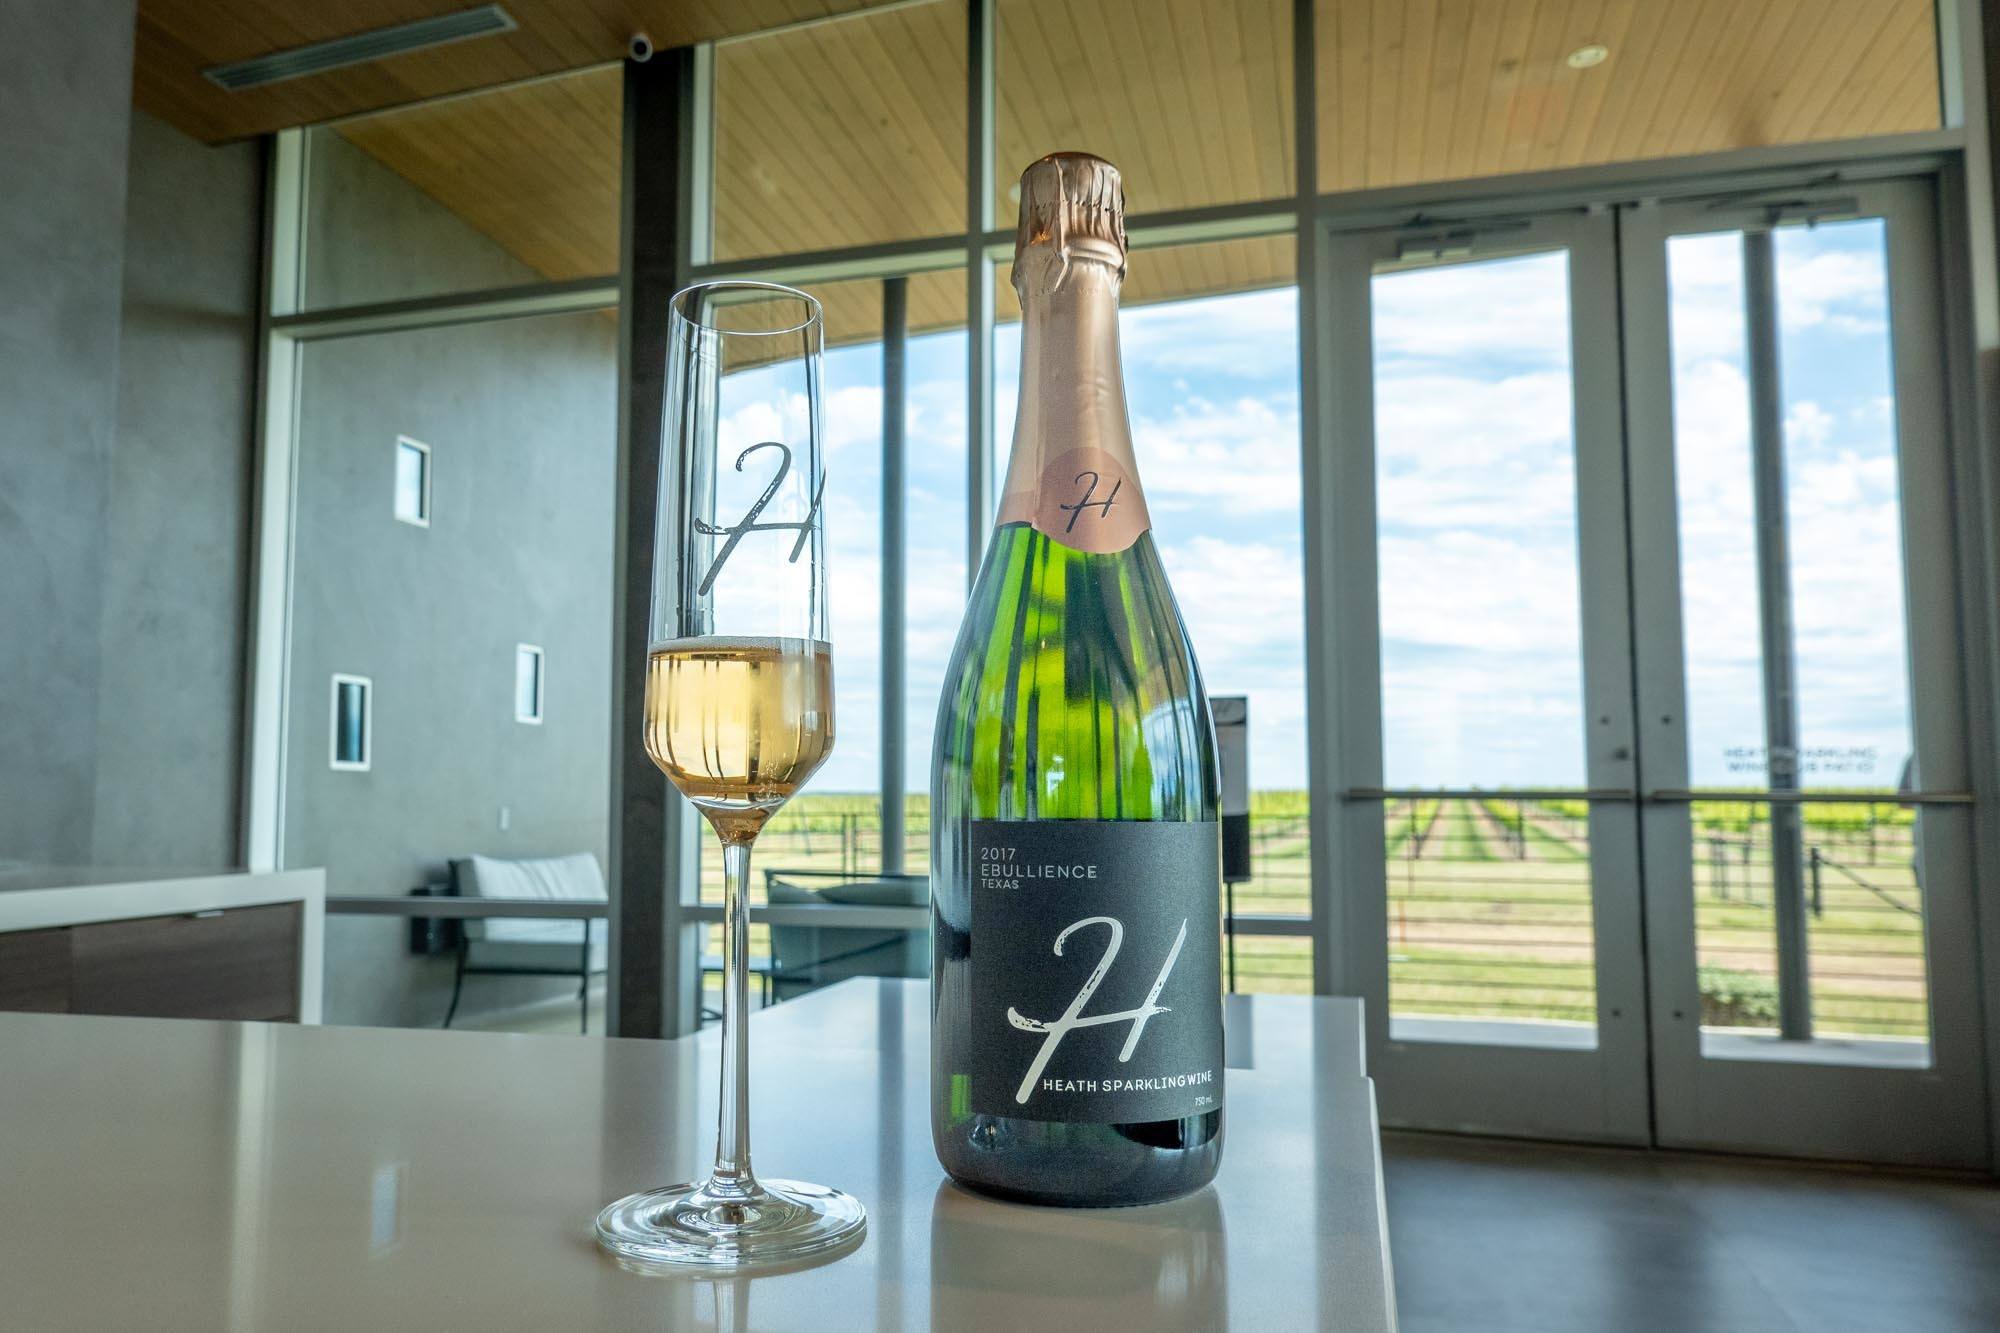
xmin=94 ymin=112 xmax=264 ymax=867
xmin=304 ymin=127 xmax=541 ymax=305
xmin=0 ymin=0 xmax=137 ymax=866
xmin=0 ymin=32 xmax=611 ymax=1022
xmin=288 ymin=137 xmax=617 ymax=1028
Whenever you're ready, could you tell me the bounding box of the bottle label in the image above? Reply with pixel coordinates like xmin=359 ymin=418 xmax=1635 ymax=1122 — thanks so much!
xmin=995 ymin=446 xmax=1152 ymax=554
xmin=968 ymin=818 xmax=1223 ymax=1124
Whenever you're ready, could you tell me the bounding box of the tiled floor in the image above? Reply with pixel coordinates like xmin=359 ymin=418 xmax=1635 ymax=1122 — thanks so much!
xmin=1382 ymin=1131 xmax=2000 ymax=1333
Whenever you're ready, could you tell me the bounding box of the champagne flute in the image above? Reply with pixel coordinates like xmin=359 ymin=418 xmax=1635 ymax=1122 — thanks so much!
xmin=595 ymin=281 xmax=864 ymax=1270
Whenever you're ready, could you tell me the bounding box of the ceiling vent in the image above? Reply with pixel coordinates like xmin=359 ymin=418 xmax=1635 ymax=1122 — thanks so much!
xmin=202 ymin=6 xmax=518 ymax=92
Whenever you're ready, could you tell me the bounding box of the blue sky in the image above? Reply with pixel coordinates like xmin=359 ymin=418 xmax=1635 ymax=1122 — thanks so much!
xmin=1668 ymin=221 xmax=1911 ymax=789
xmin=739 ymin=221 xmax=1910 ymax=796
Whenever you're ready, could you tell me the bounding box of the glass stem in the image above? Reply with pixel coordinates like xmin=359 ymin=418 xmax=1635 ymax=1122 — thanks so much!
xmin=711 ymin=837 xmax=756 ymax=1195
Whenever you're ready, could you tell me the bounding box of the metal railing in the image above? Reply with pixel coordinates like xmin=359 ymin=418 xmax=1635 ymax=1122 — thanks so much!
xmin=698 ymin=802 xmax=1316 ymax=993
xmin=1379 ymin=796 xmax=1929 ymax=1038
xmin=694 ymin=795 xmax=1928 ymax=1035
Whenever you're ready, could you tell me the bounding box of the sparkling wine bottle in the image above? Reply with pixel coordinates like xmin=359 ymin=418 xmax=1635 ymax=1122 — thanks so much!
xmin=929 ymin=152 xmax=1224 ymax=1206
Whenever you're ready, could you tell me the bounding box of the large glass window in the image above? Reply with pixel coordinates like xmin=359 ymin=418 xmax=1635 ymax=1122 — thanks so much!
xmin=1370 ymin=246 xmax=1598 ymax=1038
xmin=694 ymin=269 xmax=969 ymax=902
xmin=902 ymin=270 xmax=971 ymax=874
xmin=1316 ymin=2 xmax=1940 ymax=193
xmin=1667 ymin=221 xmax=1929 ymax=1047
xmin=698 ymin=278 xmax=887 ymax=906
xmin=271 ymin=0 xmax=1960 ymax=1043
xmin=996 ymin=235 xmax=1311 ymax=992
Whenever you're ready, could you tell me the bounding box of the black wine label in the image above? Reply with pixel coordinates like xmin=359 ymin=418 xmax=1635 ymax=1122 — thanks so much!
xmin=968 ymin=818 xmax=1223 ymax=1124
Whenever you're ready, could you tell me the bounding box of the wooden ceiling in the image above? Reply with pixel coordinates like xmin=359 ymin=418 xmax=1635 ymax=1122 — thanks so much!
xmin=332 ymin=65 xmax=624 ymax=286
xmin=133 ymin=0 xmax=913 ymax=143
xmin=713 ymin=1 xmax=967 ymax=259
xmin=999 ymin=0 xmax=1294 ymax=217
xmin=1316 ymin=0 xmax=1941 ymax=191
xmin=140 ymin=1 xmax=1937 ymax=344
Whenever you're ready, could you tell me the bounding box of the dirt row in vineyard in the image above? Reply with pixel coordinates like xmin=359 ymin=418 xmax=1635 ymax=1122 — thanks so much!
xmin=1466 ymin=800 xmax=1535 ymax=861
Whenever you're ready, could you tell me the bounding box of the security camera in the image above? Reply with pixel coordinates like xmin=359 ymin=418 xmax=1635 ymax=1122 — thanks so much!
xmin=628 ymin=32 xmax=653 ymax=62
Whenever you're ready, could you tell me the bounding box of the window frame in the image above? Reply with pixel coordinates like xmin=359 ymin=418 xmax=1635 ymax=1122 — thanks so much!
xmin=393 ymin=434 xmax=432 ymax=528
xmin=329 ymin=672 xmax=373 ymax=772
xmin=514 ymin=643 xmax=545 ymax=725
xmin=242 ymin=2 xmax=2000 ymax=1099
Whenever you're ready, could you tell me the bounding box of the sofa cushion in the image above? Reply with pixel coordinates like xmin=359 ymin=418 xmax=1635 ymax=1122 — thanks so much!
xmin=456 ymin=853 xmax=606 ymax=970
xmin=820 ymin=877 xmax=928 ymax=908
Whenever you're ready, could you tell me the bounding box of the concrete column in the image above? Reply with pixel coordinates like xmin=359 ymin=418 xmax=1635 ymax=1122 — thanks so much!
xmin=0 ymin=0 xmax=137 ymax=864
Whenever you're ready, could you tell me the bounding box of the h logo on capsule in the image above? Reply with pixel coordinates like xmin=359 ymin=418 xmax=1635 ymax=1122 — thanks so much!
xmin=1006 ymin=915 xmax=1188 ymax=1106
xmin=1057 ymin=470 xmax=1121 ymax=534
xmin=694 ymin=441 xmax=825 ymax=596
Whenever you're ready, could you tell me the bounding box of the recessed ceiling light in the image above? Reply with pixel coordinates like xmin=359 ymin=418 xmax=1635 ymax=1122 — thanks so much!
xmin=1566 ymin=44 xmax=1610 ymax=70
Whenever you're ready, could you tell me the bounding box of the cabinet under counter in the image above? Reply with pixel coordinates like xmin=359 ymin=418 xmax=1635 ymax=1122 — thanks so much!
xmin=0 ymin=868 xmax=323 ymax=1023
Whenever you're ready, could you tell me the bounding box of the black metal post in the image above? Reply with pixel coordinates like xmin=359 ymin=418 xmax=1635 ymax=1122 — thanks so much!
xmin=1226 ymin=881 xmax=1238 ymax=993
xmin=881 ymin=276 xmax=908 ymax=876
xmin=965 ymin=0 xmax=995 ymax=583
xmin=1744 ymin=228 xmax=1812 ymax=1040
xmin=609 ymin=47 xmax=701 ymax=1039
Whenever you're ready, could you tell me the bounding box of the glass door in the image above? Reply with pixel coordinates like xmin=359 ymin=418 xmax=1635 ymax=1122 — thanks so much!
xmin=1622 ymin=178 xmax=1988 ymax=1167
xmin=1325 ymin=210 xmax=1652 ymax=1142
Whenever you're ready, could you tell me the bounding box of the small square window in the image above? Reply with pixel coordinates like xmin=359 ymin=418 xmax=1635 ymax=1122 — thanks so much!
xmin=394 ymin=436 xmax=431 ymax=527
xmin=515 ymin=644 xmax=544 ymax=724
xmin=330 ymin=674 xmax=372 ymax=771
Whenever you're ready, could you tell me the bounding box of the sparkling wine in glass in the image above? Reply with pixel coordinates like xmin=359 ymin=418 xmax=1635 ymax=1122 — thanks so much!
xmin=595 ymin=281 xmax=864 ymax=1270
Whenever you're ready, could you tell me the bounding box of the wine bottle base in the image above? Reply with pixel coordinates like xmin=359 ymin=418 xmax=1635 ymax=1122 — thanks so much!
xmin=941 ymin=1169 xmax=1217 ymax=1210
xmin=933 ymin=1110 xmax=1223 ymax=1209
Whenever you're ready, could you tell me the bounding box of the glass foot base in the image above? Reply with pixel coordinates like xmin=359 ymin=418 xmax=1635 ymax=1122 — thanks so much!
xmin=595 ymin=1177 xmax=866 ymax=1272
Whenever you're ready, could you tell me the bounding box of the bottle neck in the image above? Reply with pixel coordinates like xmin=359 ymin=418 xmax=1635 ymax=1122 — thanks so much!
xmin=995 ymin=251 xmax=1151 ymax=554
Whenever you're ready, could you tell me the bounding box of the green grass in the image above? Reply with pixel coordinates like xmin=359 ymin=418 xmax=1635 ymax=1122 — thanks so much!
xmin=717 ymin=791 xmax=1929 ymax=1039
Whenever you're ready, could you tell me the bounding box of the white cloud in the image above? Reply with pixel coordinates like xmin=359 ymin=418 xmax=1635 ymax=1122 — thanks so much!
xmin=1132 ymin=393 xmax=1303 ymax=517
xmin=1667 ymin=223 xmax=1890 ymax=367
xmin=1158 ymin=536 xmax=1310 ymax=787
xmin=1785 ymin=400 xmax=1835 ymax=450
xmin=1376 ymin=369 xmax=1577 ymax=533
xmin=1118 ymin=287 xmax=1299 ymax=375
xmin=1371 ymin=251 xmax=1570 ymax=364
xmin=1666 ymin=220 xmax=1906 ymax=767
xmin=823 ymin=383 xmax=882 ymax=455
xmin=1775 ymin=232 xmax=1888 ymax=337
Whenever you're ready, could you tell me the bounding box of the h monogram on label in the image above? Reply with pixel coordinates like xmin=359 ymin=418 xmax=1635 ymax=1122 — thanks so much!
xmin=1057 ymin=469 xmax=1122 ymax=533
xmin=1005 ymin=914 xmax=1189 ymax=1106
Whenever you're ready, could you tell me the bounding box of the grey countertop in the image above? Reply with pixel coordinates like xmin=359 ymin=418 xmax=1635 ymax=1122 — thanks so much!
xmin=0 ymin=978 xmax=1393 ymax=1331
xmin=0 ymin=864 xmax=246 ymax=893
